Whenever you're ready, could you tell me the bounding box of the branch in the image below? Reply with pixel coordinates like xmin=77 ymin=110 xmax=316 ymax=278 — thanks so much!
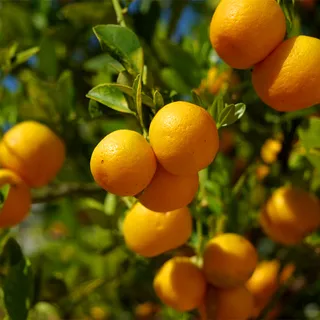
xmin=111 ymin=0 xmax=127 ymax=27
xmin=32 ymin=183 xmax=103 ymax=204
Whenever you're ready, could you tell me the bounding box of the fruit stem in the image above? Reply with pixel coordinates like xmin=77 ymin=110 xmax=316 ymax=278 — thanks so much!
xmin=111 ymin=0 xmax=127 ymax=27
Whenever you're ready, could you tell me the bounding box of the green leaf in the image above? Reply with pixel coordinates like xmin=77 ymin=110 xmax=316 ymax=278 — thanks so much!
xmin=133 ymin=74 xmax=143 ymax=119
xmin=209 ymin=94 xmax=224 ymax=123
xmin=155 ymin=39 xmax=202 ymax=88
xmin=2 ymin=238 xmax=34 ymax=320
xmin=93 ymin=25 xmax=144 ymax=76
xmin=39 ymin=37 xmax=58 ymax=79
xmin=86 ymin=84 xmax=135 ymax=114
xmin=57 ymin=70 xmax=74 ymax=117
xmin=298 ymin=117 xmax=320 ymax=150
xmin=161 ymin=68 xmax=191 ymax=95
xmin=153 ymin=90 xmax=164 ymax=111
xmin=61 ymin=2 xmax=113 ymax=27
xmin=218 ymin=103 xmax=246 ymax=128
xmin=12 ymin=47 xmax=39 ymax=69
xmin=83 ymin=53 xmax=125 ymax=73
xmin=191 ymin=90 xmax=205 ymax=108
xmin=0 ymin=184 xmax=10 ymax=210
xmin=104 ymin=194 xmax=117 ymax=216
xmin=88 ymin=100 xmax=106 ymax=119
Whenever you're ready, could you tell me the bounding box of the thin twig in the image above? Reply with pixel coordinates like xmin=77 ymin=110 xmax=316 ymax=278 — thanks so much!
xmin=32 ymin=183 xmax=103 ymax=204
xmin=111 ymin=0 xmax=127 ymax=27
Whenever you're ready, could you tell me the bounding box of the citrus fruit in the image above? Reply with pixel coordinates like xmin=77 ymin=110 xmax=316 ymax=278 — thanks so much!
xmin=260 ymin=186 xmax=320 ymax=245
xmin=256 ymin=165 xmax=271 ymax=181
xmin=138 ymin=164 xmax=199 ymax=212
xmin=246 ymin=260 xmax=295 ymax=315
xmin=252 ymin=36 xmax=320 ymax=112
xmin=122 ymin=202 xmax=192 ymax=257
xmin=203 ymin=233 xmax=258 ymax=288
xmin=149 ymin=101 xmax=219 ymax=176
xmin=260 ymin=139 xmax=282 ymax=164
xmin=200 ymin=285 xmax=254 ymax=320
xmin=134 ymin=302 xmax=160 ymax=320
xmin=0 ymin=169 xmax=31 ymax=228
xmin=0 ymin=121 xmax=65 ymax=188
xmin=90 ymin=130 xmax=157 ymax=196
xmin=209 ymin=0 xmax=286 ymax=69
xmin=153 ymin=256 xmax=206 ymax=312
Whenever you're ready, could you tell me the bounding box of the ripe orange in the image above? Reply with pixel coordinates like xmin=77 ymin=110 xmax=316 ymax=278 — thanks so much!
xmin=134 ymin=302 xmax=160 ymax=320
xmin=90 ymin=130 xmax=157 ymax=196
xmin=0 ymin=169 xmax=31 ymax=228
xmin=0 ymin=121 xmax=65 ymax=188
xmin=209 ymin=0 xmax=286 ymax=69
xmin=252 ymin=36 xmax=320 ymax=112
xmin=246 ymin=260 xmax=295 ymax=316
xmin=153 ymin=256 xmax=206 ymax=312
xmin=202 ymin=233 xmax=258 ymax=288
xmin=149 ymin=101 xmax=219 ymax=176
xmin=200 ymin=285 xmax=254 ymax=320
xmin=260 ymin=139 xmax=282 ymax=164
xmin=256 ymin=165 xmax=270 ymax=181
xmin=138 ymin=164 xmax=199 ymax=212
xmin=260 ymin=186 xmax=320 ymax=245
xmin=122 ymin=202 xmax=192 ymax=257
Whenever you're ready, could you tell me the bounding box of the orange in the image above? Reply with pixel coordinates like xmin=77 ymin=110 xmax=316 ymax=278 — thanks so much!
xmin=90 ymin=130 xmax=157 ymax=196
xmin=122 ymin=202 xmax=192 ymax=257
xmin=246 ymin=260 xmax=295 ymax=316
xmin=0 ymin=169 xmax=31 ymax=228
xmin=134 ymin=302 xmax=160 ymax=320
xmin=138 ymin=164 xmax=199 ymax=212
xmin=209 ymin=0 xmax=286 ymax=69
xmin=252 ymin=36 xmax=320 ymax=112
xmin=200 ymin=285 xmax=254 ymax=320
xmin=256 ymin=165 xmax=270 ymax=181
xmin=202 ymin=233 xmax=258 ymax=288
xmin=153 ymin=256 xmax=206 ymax=312
xmin=260 ymin=186 xmax=320 ymax=245
xmin=149 ymin=101 xmax=219 ymax=176
xmin=0 ymin=121 xmax=65 ymax=188
xmin=260 ymin=139 xmax=282 ymax=164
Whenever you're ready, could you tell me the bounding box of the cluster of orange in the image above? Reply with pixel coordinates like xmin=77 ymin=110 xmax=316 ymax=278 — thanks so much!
xmin=90 ymin=101 xmax=219 ymax=212
xmin=210 ymin=0 xmax=320 ymax=112
xmin=0 ymin=121 xmax=65 ymax=228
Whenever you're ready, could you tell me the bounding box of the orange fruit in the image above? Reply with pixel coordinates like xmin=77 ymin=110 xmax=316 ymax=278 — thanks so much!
xmin=0 ymin=121 xmax=65 ymax=188
xmin=256 ymin=165 xmax=270 ymax=181
xmin=138 ymin=164 xmax=199 ymax=212
xmin=246 ymin=260 xmax=295 ymax=315
xmin=122 ymin=202 xmax=192 ymax=257
xmin=209 ymin=0 xmax=286 ymax=69
xmin=0 ymin=169 xmax=31 ymax=228
xmin=260 ymin=139 xmax=282 ymax=164
xmin=203 ymin=233 xmax=258 ymax=288
xmin=260 ymin=186 xmax=320 ymax=245
xmin=252 ymin=36 xmax=320 ymax=112
xmin=90 ymin=130 xmax=157 ymax=196
xmin=134 ymin=302 xmax=160 ymax=320
xmin=200 ymin=285 xmax=254 ymax=320
xmin=149 ymin=101 xmax=219 ymax=176
xmin=153 ymin=256 xmax=206 ymax=312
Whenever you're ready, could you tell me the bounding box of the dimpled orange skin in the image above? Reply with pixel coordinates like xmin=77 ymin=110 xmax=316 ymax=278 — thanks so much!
xmin=0 ymin=169 xmax=31 ymax=228
xmin=203 ymin=233 xmax=258 ymax=288
xmin=138 ymin=164 xmax=199 ymax=212
xmin=209 ymin=0 xmax=286 ymax=70
xmin=252 ymin=36 xmax=320 ymax=112
xmin=262 ymin=186 xmax=320 ymax=244
xmin=0 ymin=121 xmax=65 ymax=188
xmin=246 ymin=260 xmax=295 ymax=316
xmin=122 ymin=202 xmax=192 ymax=257
xmin=153 ymin=257 xmax=207 ymax=312
xmin=149 ymin=101 xmax=219 ymax=176
xmin=90 ymin=130 xmax=157 ymax=197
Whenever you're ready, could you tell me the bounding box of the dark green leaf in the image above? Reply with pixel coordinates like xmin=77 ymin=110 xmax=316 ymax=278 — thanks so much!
xmin=61 ymin=2 xmax=113 ymax=27
xmin=218 ymin=103 xmax=246 ymax=128
xmin=86 ymin=84 xmax=135 ymax=114
xmin=38 ymin=37 xmax=58 ymax=79
xmin=133 ymin=74 xmax=143 ymax=119
xmin=57 ymin=70 xmax=74 ymax=116
xmin=93 ymin=25 xmax=144 ymax=76
xmin=88 ymin=99 xmax=106 ymax=119
xmin=83 ymin=54 xmax=125 ymax=73
xmin=153 ymin=90 xmax=164 ymax=111
xmin=0 ymin=184 xmax=10 ymax=210
xmin=1 ymin=237 xmax=24 ymax=265
xmin=209 ymin=94 xmax=224 ymax=123
xmin=191 ymin=89 xmax=205 ymax=108
xmin=117 ymin=71 xmax=134 ymax=87
xmin=161 ymin=68 xmax=190 ymax=95
xmin=155 ymin=39 xmax=202 ymax=88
